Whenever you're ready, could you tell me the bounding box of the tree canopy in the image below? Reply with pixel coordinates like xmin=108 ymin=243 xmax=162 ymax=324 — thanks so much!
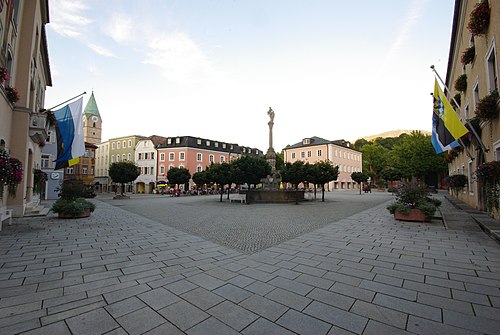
xmin=109 ymin=161 xmax=140 ymax=195
xmin=231 ymin=155 xmax=271 ymax=188
xmin=167 ymin=167 xmax=191 ymax=187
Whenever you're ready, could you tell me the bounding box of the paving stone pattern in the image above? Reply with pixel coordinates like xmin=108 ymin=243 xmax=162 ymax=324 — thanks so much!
xmin=0 ymin=191 xmax=498 ymax=334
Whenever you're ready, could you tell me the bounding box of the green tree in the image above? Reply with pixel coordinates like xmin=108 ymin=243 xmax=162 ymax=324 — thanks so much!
xmin=360 ymin=143 xmax=389 ymax=185
xmin=167 ymin=167 xmax=191 ymax=190
xmin=390 ymin=131 xmax=447 ymax=180
xmin=351 ymin=171 xmax=369 ymax=195
xmin=231 ymin=155 xmax=271 ymax=189
xmin=354 ymin=138 xmax=370 ymax=150
xmin=109 ymin=161 xmax=140 ymax=195
xmin=205 ymin=163 xmax=233 ymax=202
xmin=281 ymin=161 xmax=307 ymax=204
xmin=192 ymin=170 xmax=209 ymax=190
xmin=275 ymin=151 xmax=285 ymax=171
xmin=309 ymin=161 xmax=339 ymax=202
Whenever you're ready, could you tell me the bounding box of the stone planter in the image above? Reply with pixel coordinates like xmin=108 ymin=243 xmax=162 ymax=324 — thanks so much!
xmin=394 ymin=208 xmax=426 ymax=222
xmin=58 ymin=209 xmax=91 ymax=219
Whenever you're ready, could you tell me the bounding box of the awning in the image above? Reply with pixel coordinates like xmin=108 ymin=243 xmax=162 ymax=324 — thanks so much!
xmin=157 ymin=180 xmax=168 ymax=186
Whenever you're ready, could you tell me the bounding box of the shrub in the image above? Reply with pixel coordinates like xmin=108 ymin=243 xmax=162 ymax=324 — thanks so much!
xmin=51 ymin=198 xmax=95 ymax=216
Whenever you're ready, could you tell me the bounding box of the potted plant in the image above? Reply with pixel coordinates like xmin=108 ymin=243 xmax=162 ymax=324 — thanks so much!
xmin=475 ymin=90 xmax=499 ymax=121
xmin=454 ymin=74 xmax=467 ymax=93
xmin=4 ymin=86 xmax=19 ymax=103
xmin=461 ymin=46 xmax=475 ymax=65
xmin=467 ymin=1 xmax=490 ymax=36
xmin=51 ymin=180 xmax=95 ymax=218
xmin=0 ymin=67 xmax=8 ymax=83
xmin=387 ymin=183 xmax=440 ymax=222
xmin=476 ymin=161 xmax=500 ymax=213
xmin=445 ymin=174 xmax=468 ymax=196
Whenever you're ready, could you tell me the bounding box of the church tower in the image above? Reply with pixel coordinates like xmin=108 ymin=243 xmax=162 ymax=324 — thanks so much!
xmin=82 ymin=92 xmax=102 ymax=144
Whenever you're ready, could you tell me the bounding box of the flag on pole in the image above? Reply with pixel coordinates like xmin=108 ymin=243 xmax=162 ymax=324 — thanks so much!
xmin=53 ymin=97 xmax=85 ymax=170
xmin=431 ymin=79 xmax=469 ymax=154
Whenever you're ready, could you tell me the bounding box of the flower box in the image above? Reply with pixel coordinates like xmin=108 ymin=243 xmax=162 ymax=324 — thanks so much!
xmin=454 ymin=74 xmax=467 ymax=93
xmin=58 ymin=209 xmax=91 ymax=219
xmin=467 ymin=1 xmax=490 ymax=36
xmin=394 ymin=208 xmax=426 ymax=222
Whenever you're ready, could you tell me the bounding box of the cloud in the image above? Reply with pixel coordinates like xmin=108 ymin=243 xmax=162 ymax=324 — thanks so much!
xmin=85 ymin=43 xmax=115 ymax=58
xmin=49 ymin=0 xmax=92 ymax=38
xmin=378 ymin=0 xmax=428 ymax=75
xmin=143 ymin=32 xmax=217 ymax=86
xmin=103 ymin=14 xmax=134 ymax=44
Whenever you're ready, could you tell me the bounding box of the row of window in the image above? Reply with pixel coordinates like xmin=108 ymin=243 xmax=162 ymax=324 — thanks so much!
xmin=111 ymin=154 xmax=132 ymax=163
xmin=290 ymin=149 xmax=360 ymax=161
xmin=158 ymin=152 xmax=226 ymax=163
xmin=65 ymin=166 xmax=94 ymax=175
xmin=111 ymin=139 xmax=133 ymax=150
xmin=137 ymin=152 xmax=155 ymax=160
xmin=157 ymin=164 xmax=203 ymax=175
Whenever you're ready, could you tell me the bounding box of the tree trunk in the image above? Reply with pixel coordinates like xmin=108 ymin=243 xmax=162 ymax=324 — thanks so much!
xmin=227 ymin=185 xmax=230 ymax=200
xmin=322 ymin=185 xmax=325 ymax=202
xmin=359 ymin=182 xmax=362 ymax=195
xmin=314 ymin=184 xmax=317 ymax=200
xmin=220 ymin=188 xmax=223 ymax=202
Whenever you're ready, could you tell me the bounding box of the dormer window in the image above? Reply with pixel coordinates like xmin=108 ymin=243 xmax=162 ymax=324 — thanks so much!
xmin=302 ymin=138 xmax=311 ymax=145
xmin=197 ymin=139 xmax=202 ymax=145
xmin=175 ymin=137 xmax=181 ymax=144
xmin=167 ymin=138 xmax=172 ymax=145
xmin=206 ymin=140 xmax=210 ymax=146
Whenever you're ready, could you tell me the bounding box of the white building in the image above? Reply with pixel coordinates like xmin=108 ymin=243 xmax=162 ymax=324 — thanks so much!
xmin=135 ymin=136 xmax=166 ymax=194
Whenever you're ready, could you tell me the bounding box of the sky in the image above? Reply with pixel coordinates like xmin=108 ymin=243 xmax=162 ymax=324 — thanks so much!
xmin=45 ymin=0 xmax=456 ymax=152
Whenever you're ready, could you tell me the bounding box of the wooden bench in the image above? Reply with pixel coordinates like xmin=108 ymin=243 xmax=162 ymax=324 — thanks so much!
xmin=229 ymin=194 xmax=246 ymax=204
xmin=0 ymin=208 xmax=13 ymax=229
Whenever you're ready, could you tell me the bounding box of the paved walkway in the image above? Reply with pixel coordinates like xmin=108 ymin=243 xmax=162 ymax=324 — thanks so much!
xmin=0 ymin=192 xmax=499 ymax=334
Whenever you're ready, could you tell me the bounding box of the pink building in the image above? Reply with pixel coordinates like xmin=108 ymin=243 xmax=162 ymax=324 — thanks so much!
xmin=156 ymin=136 xmax=263 ymax=188
xmin=283 ymin=136 xmax=363 ymax=190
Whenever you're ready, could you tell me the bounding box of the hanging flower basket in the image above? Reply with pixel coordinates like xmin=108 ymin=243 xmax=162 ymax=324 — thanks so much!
xmin=467 ymin=1 xmax=490 ymax=36
xmin=461 ymin=46 xmax=475 ymax=65
xmin=476 ymin=161 xmax=500 ymax=212
xmin=0 ymin=67 xmax=8 ymax=83
xmin=33 ymin=169 xmax=47 ymax=194
xmin=454 ymin=74 xmax=467 ymax=93
xmin=5 ymin=86 xmax=20 ymax=103
xmin=475 ymin=90 xmax=499 ymax=121
xmin=0 ymin=150 xmax=23 ymax=198
xmin=445 ymin=174 xmax=468 ymax=195
xmin=451 ymin=93 xmax=461 ymax=109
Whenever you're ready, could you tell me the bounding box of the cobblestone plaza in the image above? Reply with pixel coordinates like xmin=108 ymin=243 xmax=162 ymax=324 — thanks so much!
xmin=0 ymin=191 xmax=499 ymax=334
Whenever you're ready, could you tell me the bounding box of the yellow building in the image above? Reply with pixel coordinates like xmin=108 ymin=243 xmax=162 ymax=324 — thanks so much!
xmin=283 ymin=137 xmax=362 ymax=190
xmin=0 ymin=1 xmax=52 ymax=216
xmin=445 ymin=0 xmax=500 ymax=215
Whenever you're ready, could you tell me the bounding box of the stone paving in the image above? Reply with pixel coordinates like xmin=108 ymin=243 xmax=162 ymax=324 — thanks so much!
xmin=0 ymin=191 xmax=499 ymax=334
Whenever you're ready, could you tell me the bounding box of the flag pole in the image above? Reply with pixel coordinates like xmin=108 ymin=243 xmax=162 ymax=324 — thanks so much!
xmin=430 ymin=65 xmax=487 ymax=154
xmin=43 ymin=92 xmax=87 ymax=112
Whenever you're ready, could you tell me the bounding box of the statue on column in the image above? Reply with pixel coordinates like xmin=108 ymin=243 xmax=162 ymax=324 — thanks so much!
xmin=266 ymin=107 xmax=277 ymax=175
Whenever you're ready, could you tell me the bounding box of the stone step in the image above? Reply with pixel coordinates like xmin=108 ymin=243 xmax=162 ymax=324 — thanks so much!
xmin=24 ymin=206 xmax=50 ymax=217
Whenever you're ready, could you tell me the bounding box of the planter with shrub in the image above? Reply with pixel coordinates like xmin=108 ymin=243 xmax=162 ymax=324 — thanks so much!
xmin=51 ymin=180 xmax=95 ymax=219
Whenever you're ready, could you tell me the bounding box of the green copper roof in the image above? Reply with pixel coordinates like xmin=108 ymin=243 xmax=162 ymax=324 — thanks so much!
xmin=83 ymin=92 xmax=100 ymax=117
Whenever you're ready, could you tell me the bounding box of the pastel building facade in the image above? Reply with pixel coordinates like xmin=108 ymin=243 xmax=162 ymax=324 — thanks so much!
xmin=0 ymin=0 xmax=52 ymax=216
xmin=94 ymin=141 xmax=110 ymax=192
xmin=108 ymin=135 xmax=144 ymax=192
xmin=135 ymin=135 xmax=166 ymax=194
xmin=283 ymin=137 xmax=362 ymax=190
xmin=444 ymin=0 xmax=500 ymax=215
xmin=156 ymin=136 xmax=263 ymax=188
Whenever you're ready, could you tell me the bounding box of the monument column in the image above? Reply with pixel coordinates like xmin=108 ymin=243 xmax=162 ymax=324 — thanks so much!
xmin=266 ymin=107 xmax=276 ymax=174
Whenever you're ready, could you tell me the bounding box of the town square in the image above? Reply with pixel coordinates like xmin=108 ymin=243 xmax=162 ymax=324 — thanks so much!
xmin=1 ymin=0 xmax=500 ymax=334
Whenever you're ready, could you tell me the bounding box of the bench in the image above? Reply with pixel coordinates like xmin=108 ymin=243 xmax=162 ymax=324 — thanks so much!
xmin=0 ymin=208 xmax=13 ymax=229
xmin=229 ymin=194 xmax=246 ymax=204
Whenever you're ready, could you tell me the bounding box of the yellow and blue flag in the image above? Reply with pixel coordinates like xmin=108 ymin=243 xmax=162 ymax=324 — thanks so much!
xmin=432 ymin=79 xmax=469 ymax=154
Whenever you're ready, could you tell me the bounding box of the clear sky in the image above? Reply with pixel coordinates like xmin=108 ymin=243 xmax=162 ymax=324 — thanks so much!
xmin=45 ymin=0 xmax=455 ymax=152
